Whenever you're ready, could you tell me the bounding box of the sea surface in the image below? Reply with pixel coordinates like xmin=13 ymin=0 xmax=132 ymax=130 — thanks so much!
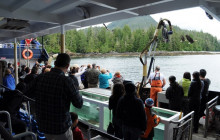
xmin=69 ymin=54 xmax=220 ymax=91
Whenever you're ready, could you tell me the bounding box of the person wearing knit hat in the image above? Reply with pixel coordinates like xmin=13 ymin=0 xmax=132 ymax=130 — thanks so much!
xmin=145 ymin=98 xmax=154 ymax=107
xmin=141 ymin=98 xmax=161 ymax=140
xmin=112 ymin=71 xmax=124 ymax=84
xmin=116 ymin=81 xmax=146 ymax=140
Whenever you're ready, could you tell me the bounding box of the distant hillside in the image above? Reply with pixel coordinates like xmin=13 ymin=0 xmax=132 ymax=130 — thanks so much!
xmin=107 ymin=15 xmax=157 ymax=31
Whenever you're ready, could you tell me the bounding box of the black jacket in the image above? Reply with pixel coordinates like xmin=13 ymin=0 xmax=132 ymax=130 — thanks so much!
xmin=165 ymin=82 xmax=184 ymax=111
xmin=69 ymin=75 xmax=79 ymax=90
xmin=188 ymin=80 xmax=204 ymax=101
xmin=109 ymin=95 xmax=122 ymax=125
xmin=201 ymin=78 xmax=211 ymax=98
xmin=24 ymin=74 xmax=38 ymax=84
xmin=116 ymin=92 xmax=146 ymax=131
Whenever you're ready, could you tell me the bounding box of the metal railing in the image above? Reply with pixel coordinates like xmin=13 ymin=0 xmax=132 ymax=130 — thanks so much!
xmin=89 ymin=128 xmax=121 ymax=140
xmin=0 ymin=111 xmax=12 ymax=135
xmin=0 ymin=111 xmax=37 ymax=140
xmin=204 ymin=96 xmax=219 ymax=138
xmin=13 ymin=132 xmax=37 ymax=140
xmin=0 ymin=43 xmax=42 ymax=49
xmin=74 ymin=96 xmax=110 ymax=133
xmin=170 ymin=111 xmax=194 ymax=140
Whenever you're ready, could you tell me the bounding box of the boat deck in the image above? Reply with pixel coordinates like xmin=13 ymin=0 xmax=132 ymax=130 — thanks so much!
xmin=192 ymin=120 xmax=220 ymax=140
xmin=77 ymin=120 xmax=220 ymax=140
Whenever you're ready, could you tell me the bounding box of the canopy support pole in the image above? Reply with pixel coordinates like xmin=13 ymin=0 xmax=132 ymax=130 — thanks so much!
xmin=61 ymin=25 xmax=65 ymax=53
xmin=14 ymin=38 xmax=18 ymax=84
xmin=143 ymin=53 xmax=147 ymax=85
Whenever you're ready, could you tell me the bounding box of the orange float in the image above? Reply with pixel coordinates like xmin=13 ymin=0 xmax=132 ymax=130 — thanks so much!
xmin=22 ymin=49 xmax=33 ymax=59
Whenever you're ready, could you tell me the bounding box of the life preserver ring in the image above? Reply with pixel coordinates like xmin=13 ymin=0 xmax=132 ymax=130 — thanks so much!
xmin=22 ymin=49 xmax=33 ymax=59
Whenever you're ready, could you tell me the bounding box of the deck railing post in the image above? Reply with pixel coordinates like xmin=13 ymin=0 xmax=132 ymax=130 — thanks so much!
xmin=190 ymin=113 xmax=194 ymax=140
xmin=99 ymin=104 xmax=104 ymax=132
xmin=27 ymin=101 xmax=32 ymax=131
xmin=204 ymin=103 xmax=209 ymax=138
xmin=0 ymin=111 xmax=12 ymax=135
xmin=204 ymin=96 xmax=219 ymax=138
xmin=18 ymin=42 xmax=21 ymax=71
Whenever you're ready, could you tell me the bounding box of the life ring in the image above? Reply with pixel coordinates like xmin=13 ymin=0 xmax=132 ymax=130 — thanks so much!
xmin=22 ymin=49 xmax=33 ymax=59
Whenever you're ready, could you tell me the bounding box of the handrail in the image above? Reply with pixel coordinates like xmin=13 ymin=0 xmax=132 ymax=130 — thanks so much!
xmin=207 ymin=96 xmax=218 ymax=105
xmin=178 ymin=118 xmax=193 ymax=128
xmin=170 ymin=111 xmax=194 ymax=124
xmin=170 ymin=111 xmax=194 ymax=140
xmin=13 ymin=132 xmax=37 ymax=140
xmin=89 ymin=128 xmax=121 ymax=140
xmin=204 ymin=96 xmax=219 ymax=138
xmin=0 ymin=111 xmax=37 ymax=140
xmin=0 ymin=83 xmax=35 ymax=102
xmin=75 ymin=96 xmax=109 ymax=132
xmin=0 ymin=43 xmax=41 ymax=49
xmin=0 ymin=111 xmax=12 ymax=135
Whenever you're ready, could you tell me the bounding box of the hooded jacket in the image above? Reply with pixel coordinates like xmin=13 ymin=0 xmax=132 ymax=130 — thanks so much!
xmin=165 ymin=82 xmax=184 ymax=111
xmin=116 ymin=83 xmax=146 ymax=131
xmin=179 ymin=78 xmax=191 ymax=97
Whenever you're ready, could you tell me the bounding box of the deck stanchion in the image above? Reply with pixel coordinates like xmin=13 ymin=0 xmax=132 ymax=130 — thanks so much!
xmin=204 ymin=96 xmax=219 ymax=138
xmin=190 ymin=113 xmax=194 ymax=140
xmin=27 ymin=101 xmax=32 ymax=131
xmin=14 ymin=38 xmax=18 ymax=84
xmin=19 ymin=42 xmax=21 ymax=71
xmin=204 ymin=103 xmax=209 ymax=137
xmin=27 ymin=44 xmax=29 ymax=67
xmin=61 ymin=25 xmax=65 ymax=53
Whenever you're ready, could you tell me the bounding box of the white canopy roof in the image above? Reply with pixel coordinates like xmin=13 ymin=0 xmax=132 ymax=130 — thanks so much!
xmin=0 ymin=0 xmax=219 ymax=42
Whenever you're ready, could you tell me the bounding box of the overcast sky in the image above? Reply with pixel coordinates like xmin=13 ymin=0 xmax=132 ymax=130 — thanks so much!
xmin=151 ymin=7 xmax=220 ymax=40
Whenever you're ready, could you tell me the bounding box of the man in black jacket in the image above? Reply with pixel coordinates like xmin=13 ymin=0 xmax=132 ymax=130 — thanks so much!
xmin=199 ymin=69 xmax=211 ymax=117
xmin=117 ymin=82 xmax=146 ymax=140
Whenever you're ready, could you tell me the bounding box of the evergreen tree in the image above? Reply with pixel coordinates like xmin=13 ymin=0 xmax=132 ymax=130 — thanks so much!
xmin=43 ymin=23 xmax=220 ymax=54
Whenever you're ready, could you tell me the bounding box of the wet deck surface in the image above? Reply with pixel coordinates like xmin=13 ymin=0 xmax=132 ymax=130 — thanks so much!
xmin=192 ymin=119 xmax=220 ymax=140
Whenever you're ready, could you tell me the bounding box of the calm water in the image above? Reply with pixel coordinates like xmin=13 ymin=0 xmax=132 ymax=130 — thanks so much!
xmin=70 ymin=54 xmax=220 ymax=91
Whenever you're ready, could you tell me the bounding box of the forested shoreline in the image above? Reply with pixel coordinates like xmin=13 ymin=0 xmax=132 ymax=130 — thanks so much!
xmin=40 ymin=25 xmax=220 ymax=54
xmin=61 ymin=51 xmax=219 ymax=58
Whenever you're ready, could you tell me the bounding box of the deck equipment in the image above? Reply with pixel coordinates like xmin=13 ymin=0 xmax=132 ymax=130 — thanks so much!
xmin=137 ymin=18 xmax=173 ymax=100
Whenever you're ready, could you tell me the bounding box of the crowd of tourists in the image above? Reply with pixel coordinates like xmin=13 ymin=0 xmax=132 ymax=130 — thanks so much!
xmin=165 ymin=69 xmax=211 ymax=133
xmin=0 ymin=53 xmax=211 ymax=140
